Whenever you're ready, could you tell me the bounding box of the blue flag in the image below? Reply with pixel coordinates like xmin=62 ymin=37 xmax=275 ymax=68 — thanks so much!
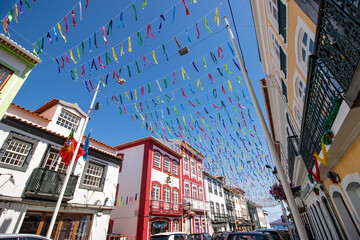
xmin=83 ymin=130 xmax=91 ymax=161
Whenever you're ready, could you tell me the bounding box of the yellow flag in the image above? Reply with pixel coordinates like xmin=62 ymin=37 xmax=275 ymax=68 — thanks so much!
xmin=152 ymin=50 xmax=158 ymax=64
xmin=128 ymin=36 xmax=132 ymax=52
xmin=58 ymin=23 xmax=67 ymax=43
xmin=112 ymin=47 xmax=118 ymax=61
xmin=15 ymin=4 xmax=18 ymax=23
xmin=215 ymin=8 xmax=219 ymax=26
xmin=70 ymin=50 xmax=77 ymax=64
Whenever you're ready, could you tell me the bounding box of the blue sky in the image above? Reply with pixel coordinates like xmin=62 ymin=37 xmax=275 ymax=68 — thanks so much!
xmin=1 ymin=0 xmax=284 ymax=218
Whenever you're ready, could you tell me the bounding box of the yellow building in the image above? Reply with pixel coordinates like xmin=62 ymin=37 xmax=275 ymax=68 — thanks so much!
xmin=251 ymin=0 xmax=360 ymax=239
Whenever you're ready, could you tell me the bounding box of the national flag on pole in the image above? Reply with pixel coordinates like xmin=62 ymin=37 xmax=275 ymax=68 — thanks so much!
xmin=59 ymin=129 xmax=86 ymax=166
xmin=83 ymin=130 xmax=92 ymax=161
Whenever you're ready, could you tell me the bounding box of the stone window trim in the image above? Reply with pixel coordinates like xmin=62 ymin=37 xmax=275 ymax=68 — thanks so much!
xmin=79 ymin=157 xmax=108 ymax=192
xmin=0 ymin=131 xmax=39 ymax=172
xmin=41 ymin=145 xmax=69 ymax=174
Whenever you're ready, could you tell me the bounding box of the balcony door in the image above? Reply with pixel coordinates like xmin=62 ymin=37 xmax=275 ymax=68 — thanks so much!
xmin=164 ymin=187 xmax=171 ymax=212
xmin=43 ymin=148 xmax=68 ymax=173
xmin=152 ymin=184 xmax=160 ymax=210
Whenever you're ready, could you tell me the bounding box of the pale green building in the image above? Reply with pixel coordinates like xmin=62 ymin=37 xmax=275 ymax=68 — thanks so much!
xmin=0 ymin=34 xmax=41 ymax=119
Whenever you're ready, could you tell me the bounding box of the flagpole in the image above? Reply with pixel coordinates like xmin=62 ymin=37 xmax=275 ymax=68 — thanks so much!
xmin=223 ymin=16 xmax=308 ymax=240
xmin=46 ymin=82 xmax=100 ymax=238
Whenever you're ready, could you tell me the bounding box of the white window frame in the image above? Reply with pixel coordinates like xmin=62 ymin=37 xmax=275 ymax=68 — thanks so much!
xmin=213 ymin=181 xmax=218 ymax=195
xmin=173 ymin=161 xmax=178 ymax=176
xmin=152 ymin=184 xmax=160 ymax=200
xmin=164 ymin=157 xmax=170 ymax=173
xmin=191 ymin=159 xmax=196 ymax=178
xmin=199 ymin=187 xmax=204 ymax=201
xmin=173 ymin=189 xmax=179 ymax=203
xmin=183 ymin=156 xmax=189 ymax=175
xmin=184 ymin=182 xmax=190 ymax=197
xmin=56 ymin=109 xmax=80 ymax=131
xmin=266 ymin=0 xmax=279 ymax=30
xmin=197 ymin=164 xmax=202 ymax=181
xmin=192 ymin=185 xmax=198 ymax=199
xmin=81 ymin=162 xmax=104 ymax=190
xmin=295 ymin=17 xmax=315 ymax=75
xmin=154 ymin=152 xmax=161 ymax=169
xmin=164 ymin=187 xmax=171 ymax=202
xmin=173 ymin=221 xmax=179 ymax=232
xmin=43 ymin=148 xmax=68 ymax=173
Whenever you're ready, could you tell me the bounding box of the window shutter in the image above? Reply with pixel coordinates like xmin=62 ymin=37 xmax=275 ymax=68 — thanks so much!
xmin=278 ymin=0 xmax=287 ymax=43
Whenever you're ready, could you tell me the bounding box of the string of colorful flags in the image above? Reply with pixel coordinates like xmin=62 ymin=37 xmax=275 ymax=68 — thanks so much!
xmin=2 ymin=0 xmax=36 ymax=34
xmin=115 ymin=193 xmax=139 ymax=206
xmin=58 ymin=6 xmax=222 ymax=81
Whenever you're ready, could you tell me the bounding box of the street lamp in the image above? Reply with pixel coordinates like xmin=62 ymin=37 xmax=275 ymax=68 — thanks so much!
xmin=266 ymin=166 xmax=294 ymax=240
xmin=187 ymin=202 xmax=193 ymax=234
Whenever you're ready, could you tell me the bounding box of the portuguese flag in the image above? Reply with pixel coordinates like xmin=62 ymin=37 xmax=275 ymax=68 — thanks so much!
xmin=60 ymin=129 xmax=86 ymax=166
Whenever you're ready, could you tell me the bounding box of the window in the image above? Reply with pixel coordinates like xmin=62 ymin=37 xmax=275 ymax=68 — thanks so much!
xmin=43 ymin=149 xmax=68 ymax=173
xmin=152 ymin=184 xmax=160 ymax=200
xmin=164 ymin=157 xmax=170 ymax=172
xmin=173 ymin=161 xmax=178 ymax=176
xmin=210 ymin=202 xmax=215 ymax=214
xmin=0 ymin=64 xmax=14 ymax=91
xmin=56 ymin=109 xmax=80 ymax=131
xmin=197 ymin=165 xmax=202 ymax=180
xmin=192 ymin=185 xmax=197 ymax=199
xmin=164 ymin=187 xmax=170 ymax=202
xmin=213 ymin=181 xmax=218 ymax=195
xmin=173 ymin=189 xmax=178 ymax=203
xmin=278 ymin=0 xmax=287 ymax=43
xmin=219 ymin=185 xmax=223 ymax=197
xmin=183 ymin=156 xmax=189 ymax=174
xmin=294 ymin=76 xmax=306 ymax=107
xmin=281 ymin=78 xmax=288 ymax=103
xmin=301 ymin=32 xmax=314 ymax=67
xmin=208 ymin=179 xmax=213 ymax=193
xmin=199 ymin=187 xmax=204 ymax=201
xmin=0 ymin=132 xmax=38 ymax=171
xmin=184 ymin=182 xmax=190 ymax=197
xmin=154 ymin=152 xmax=161 ymax=169
xmin=82 ymin=162 xmax=104 ymax=189
xmin=267 ymin=0 xmax=278 ymax=22
xmin=216 ymin=203 xmax=220 ymax=213
xmin=271 ymin=33 xmax=280 ymax=60
xmin=173 ymin=221 xmax=179 ymax=232
xmin=191 ymin=159 xmax=196 ymax=177
xmin=294 ymin=105 xmax=302 ymax=127
xmin=221 ymin=204 xmax=225 ymax=214
xmin=280 ymin=47 xmax=287 ymax=79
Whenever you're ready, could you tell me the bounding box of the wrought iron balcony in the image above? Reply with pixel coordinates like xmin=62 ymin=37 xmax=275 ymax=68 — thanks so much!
xmin=212 ymin=213 xmax=229 ymax=222
xmin=24 ymin=168 xmax=78 ymax=201
xmin=225 ymin=198 xmax=233 ymax=208
xmin=182 ymin=196 xmax=210 ymax=212
xmin=150 ymin=200 xmax=183 ymax=215
xmin=300 ymin=0 xmax=360 ymax=170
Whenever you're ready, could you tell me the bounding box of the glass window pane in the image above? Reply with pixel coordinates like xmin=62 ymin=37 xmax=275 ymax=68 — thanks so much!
xmin=302 ymin=32 xmax=308 ymax=46
xmin=19 ymin=213 xmax=43 ymax=234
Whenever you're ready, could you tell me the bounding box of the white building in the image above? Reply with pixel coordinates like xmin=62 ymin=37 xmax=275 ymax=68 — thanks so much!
xmin=0 ymin=99 xmax=122 ymax=240
xmin=203 ymin=173 xmax=229 ymax=234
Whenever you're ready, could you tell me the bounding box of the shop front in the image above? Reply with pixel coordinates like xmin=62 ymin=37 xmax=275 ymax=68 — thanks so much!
xmin=19 ymin=211 xmax=92 ymax=240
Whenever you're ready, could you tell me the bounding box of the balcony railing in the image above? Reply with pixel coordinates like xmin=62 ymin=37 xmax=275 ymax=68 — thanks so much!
xmin=225 ymin=198 xmax=233 ymax=208
xmin=300 ymin=0 xmax=360 ymax=170
xmin=212 ymin=213 xmax=228 ymax=222
xmin=150 ymin=200 xmax=183 ymax=215
xmin=182 ymin=196 xmax=210 ymax=212
xmin=24 ymin=168 xmax=78 ymax=201
xmin=228 ymin=215 xmax=235 ymax=223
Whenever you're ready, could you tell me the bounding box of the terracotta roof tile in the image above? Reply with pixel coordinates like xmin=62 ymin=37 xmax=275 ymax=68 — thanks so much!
xmin=4 ymin=114 xmax=121 ymax=160
xmin=10 ymin=103 xmax=51 ymax=121
xmin=0 ymin=34 xmax=41 ymax=64
xmin=33 ymin=99 xmax=60 ymax=114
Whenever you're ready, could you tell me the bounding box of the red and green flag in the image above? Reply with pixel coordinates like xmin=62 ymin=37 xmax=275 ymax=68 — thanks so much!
xmin=60 ymin=129 xmax=85 ymax=166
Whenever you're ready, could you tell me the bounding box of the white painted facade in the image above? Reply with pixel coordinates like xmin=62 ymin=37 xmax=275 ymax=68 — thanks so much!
xmin=0 ymin=100 xmax=121 ymax=240
xmin=111 ymin=137 xmax=183 ymax=239
xmin=203 ymin=174 xmax=229 ymax=235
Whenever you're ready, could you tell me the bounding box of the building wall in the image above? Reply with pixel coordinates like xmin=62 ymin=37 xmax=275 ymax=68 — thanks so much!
xmin=111 ymin=145 xmax=144 ymax=235
xmin=0 ymin=43 xmax=37 ymax=119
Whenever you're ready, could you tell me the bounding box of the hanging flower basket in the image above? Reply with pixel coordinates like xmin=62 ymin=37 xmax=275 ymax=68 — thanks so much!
xmin=165 ymin=174 xmax=171 ymax=184
xmin=269 ymin=183 xmax=302 ymax=201
xmin=184 ymin=210 xmax=196 ymax=219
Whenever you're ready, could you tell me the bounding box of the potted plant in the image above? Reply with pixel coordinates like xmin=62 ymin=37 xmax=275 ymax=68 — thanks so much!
xmin=269 ymin=183 xmax=302 ymax=201
xmin=184 ymin=209 xmax=196 ymax=219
